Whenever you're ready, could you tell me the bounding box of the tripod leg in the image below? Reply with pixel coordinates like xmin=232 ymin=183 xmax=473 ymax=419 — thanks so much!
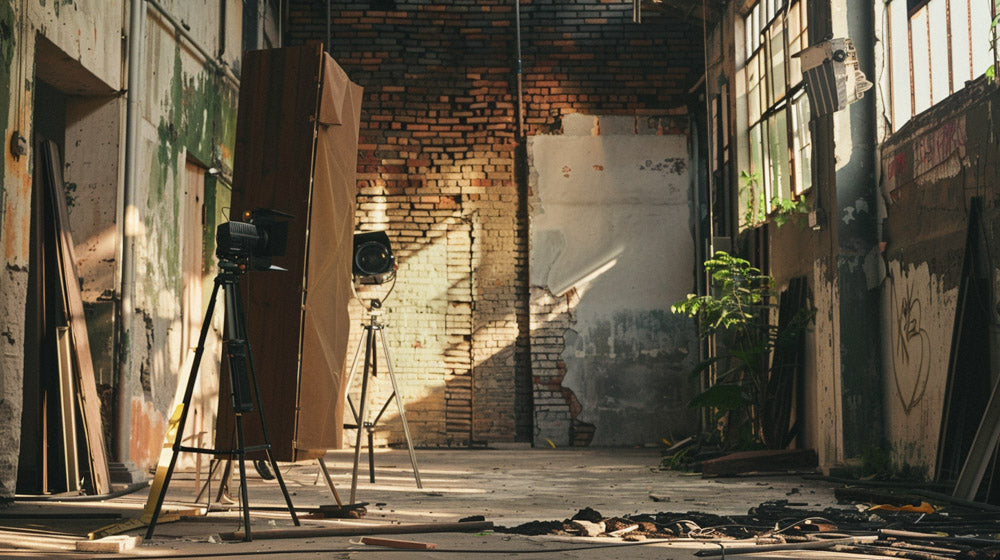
xmin=368 ymin=429 xmax=375 ymax=483
xmin=344 ymin=327 xmax=366 ymax=421
xmin=317 ymin=458 xmax=343 ymax=507
xmin=226 ymin=282 xmax=299 ymax=527
xmin=350 ymin=326 xmax=375 ymax=505
xmin=234 ymin=413 xmax=252 ymax=541
xmin=378 ymin=328 xmax=422 ymax=489
xmin=215 ymin=458 xmax=233 ymax=504
xmin=145 ymin=277 xmax=222 ymax=539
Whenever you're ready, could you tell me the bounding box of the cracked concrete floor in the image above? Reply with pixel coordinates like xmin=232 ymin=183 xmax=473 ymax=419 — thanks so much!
xmin=0 ymin=446 xmax=871 ymax=559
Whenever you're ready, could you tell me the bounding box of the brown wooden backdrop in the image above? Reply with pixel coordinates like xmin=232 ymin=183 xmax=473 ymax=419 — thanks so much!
xmin=218 ymin=45 xmax=362 ymax=462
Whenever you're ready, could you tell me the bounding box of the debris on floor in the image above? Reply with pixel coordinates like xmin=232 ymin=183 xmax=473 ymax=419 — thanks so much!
xmin=500 ymin=496 xmax=1000 ymax=558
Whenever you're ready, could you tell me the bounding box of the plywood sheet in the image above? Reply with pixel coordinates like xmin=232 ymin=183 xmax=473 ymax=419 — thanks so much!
xmin=42 ymin=139 xmax=111 ymax=494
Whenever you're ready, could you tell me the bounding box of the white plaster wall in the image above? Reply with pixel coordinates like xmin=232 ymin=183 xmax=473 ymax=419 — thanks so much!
xmin=529 ymin=114 xmax=699 ymax=446
xmin=881 ymin=261 xmax=957 ymax=470
xmin=805 ymin=260 xmax=845 ymax=469
xmin=32 ymin=0 xmax=124 ymax=91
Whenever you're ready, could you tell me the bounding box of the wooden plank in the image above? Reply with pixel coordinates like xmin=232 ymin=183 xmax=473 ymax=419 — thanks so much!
xmin=76 ymin=536 xmax=143 ymax=553
xmin=361 ymin=537 xmax=438 ymax=550
xmin=700 ymin=448 xmax=817 ymax=476
xmin=219 ymin=521 xmax=495 ymax=542
xmin=953 ymin=373 xmax=1000 ymax=500
xmin=55 ymin=326 xmax=81 ymax=492
xmin=41 ymin=139 xmax=111 ymax=495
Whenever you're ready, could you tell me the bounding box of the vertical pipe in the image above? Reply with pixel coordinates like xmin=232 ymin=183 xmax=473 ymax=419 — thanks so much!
xmin=515 ymin=0 xmax=524 ymax=139
xmin=118 ymin=0 xmax=145 ymax=466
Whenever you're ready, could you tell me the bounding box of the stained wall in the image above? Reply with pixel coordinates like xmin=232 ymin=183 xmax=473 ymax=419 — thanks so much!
xmin=529 ymin=114 xmax=699 ymax=446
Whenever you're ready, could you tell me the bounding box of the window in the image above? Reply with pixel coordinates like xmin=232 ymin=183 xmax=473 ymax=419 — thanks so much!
xmin=887 ymin=0 xmax=996 ymax=131
xmin=737 ymin=0 xmax=811 ymax=228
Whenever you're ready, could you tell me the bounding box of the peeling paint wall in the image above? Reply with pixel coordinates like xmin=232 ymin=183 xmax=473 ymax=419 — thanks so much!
xmin=0 ymin=0 xmax=244 ymax=496
xmin=878 ymin=81 xmax=1000 ymax=475
xmin=0 ymin=0 xmax=24 ymax=501
xmin=528 ymin=114 xmax=699 ymax=446
xmin=1 ymin=0 xmax=125 ymax=499
xmin=124 ymin=1 xmax=239 ymax=473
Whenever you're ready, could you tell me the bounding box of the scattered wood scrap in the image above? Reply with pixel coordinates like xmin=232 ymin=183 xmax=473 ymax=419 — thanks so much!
xmin=699 ymin=448 xmax=818 ymax=476
xmin=361 ymin=537 xmax=437 ymax=550
xmin=219 ymin=520 xmax=494 ymax=541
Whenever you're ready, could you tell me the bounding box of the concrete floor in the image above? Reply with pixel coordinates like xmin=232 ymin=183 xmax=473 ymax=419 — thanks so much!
xmin=0 ymin=447 xmax=877 ymax=559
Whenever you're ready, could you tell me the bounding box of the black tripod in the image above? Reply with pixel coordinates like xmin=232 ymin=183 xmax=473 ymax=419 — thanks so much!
xmin=145 ymin=261 xmax=299 ymax=541
xmin=345 ymin=298 xmax=422 ymax=504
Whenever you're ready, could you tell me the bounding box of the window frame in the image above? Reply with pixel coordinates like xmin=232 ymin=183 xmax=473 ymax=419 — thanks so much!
xmin=738 ymin=0 xmax=811 ymax=229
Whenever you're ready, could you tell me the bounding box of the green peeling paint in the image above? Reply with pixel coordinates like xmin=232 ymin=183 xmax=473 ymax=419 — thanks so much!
xmin=150 ymin=44 xmax=238 ymax=292
xmin=0 ymin=2 xmax=16 ymax=190
xmin=48 ymin=0 xmax=77 ymax=18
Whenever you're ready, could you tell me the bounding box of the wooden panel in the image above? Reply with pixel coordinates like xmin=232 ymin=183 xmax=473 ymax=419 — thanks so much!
xmin=220 ymin=45 xmax=359 ymax=462
xmin=56 ymin=326 xmax=81 ymax=492
xmin=224 ymin=45 xmax=324 ymax=461
xmin=42 ymin=139 xmax=111 ymax=494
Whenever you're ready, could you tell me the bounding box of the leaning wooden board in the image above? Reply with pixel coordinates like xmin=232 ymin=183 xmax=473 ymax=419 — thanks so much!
xmin=42 ymin=139 xmax=111 ymax=495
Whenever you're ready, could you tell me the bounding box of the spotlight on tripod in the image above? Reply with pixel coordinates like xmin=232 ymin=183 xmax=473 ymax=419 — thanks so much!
xmin=145 ymin=208 xmax=299 ymax=542
xmin=345 ymin=230 xmax=421 ymax=504
xmin=353 ymin=230 xmax=396 ymax=285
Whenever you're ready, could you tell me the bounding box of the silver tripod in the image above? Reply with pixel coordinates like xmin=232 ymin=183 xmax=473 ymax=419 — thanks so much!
xmin=344 ymin=295 xmax=422 ymax=504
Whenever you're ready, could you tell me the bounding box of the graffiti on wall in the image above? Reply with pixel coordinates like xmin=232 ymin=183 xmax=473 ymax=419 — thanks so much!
xmin=913 ymin=116 xmax=967 ymax=177
xmin=882 ymin=116 xmax=967 ymax=198
xmin=890 ymin=276 xmax=932 ymax=414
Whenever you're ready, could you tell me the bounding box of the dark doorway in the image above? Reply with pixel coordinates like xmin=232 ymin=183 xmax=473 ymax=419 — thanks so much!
xmin=17 ymin=81 xmax=76 ymax=494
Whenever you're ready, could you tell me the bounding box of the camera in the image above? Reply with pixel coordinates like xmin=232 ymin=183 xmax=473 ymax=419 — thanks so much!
xmin=216 ymin=208 xmax=292 ymax=270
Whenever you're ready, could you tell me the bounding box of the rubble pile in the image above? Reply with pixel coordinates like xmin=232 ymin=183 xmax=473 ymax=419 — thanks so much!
xmin=500 ymin=497 xmax=1000 ymax=559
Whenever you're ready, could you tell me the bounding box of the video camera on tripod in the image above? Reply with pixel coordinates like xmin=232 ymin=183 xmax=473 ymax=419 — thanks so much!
xmin=145 ymin=207 xmax=301 ymax=541
xmin=215 ymin=208 xmax=293 ymax=271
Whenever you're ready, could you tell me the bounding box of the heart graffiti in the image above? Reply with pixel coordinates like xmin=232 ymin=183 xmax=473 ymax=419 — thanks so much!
xmin=891 ymin=278 xmax=931 ymax=415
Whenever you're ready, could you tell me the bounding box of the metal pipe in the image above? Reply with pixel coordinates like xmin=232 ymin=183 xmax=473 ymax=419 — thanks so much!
xmin=118 ymin=0 xmax=145 ymax=466
xmin=146 ymin=0 xmax=240 ymax=88
xmin=515 ymin=0 xmax=524 ymax=139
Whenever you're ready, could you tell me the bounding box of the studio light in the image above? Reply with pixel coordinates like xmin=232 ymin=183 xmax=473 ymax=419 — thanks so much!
xmin=353 ymin=230 xmax=395 ymax=284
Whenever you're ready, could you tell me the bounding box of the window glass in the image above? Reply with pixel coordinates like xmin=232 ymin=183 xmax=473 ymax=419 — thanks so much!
xmin=748 ymin=51 xmax=762 ymax=124
xmin=887 ymin=0 xmax=995 ymax=131
xmin=768 ymin=18 xmax=787 ymax=104
xmin=928 ymin=0 xmax=950 ymax=103
xmin=739 ymin=0 xmax=812 ymax=228
xmin=767 ymin=108 xmax=791 ymax=202
xmin=949 ymin=0 xmax=972 ymax=91
xmin=910 ymin=6 xmax=932 ymax=113
xmin=791 ymin=92 xmax=812 ymax=194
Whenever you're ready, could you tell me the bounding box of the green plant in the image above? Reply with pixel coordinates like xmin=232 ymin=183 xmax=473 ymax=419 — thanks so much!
xmin=740 ymin=170 xmax=766 ymax=226
xmin=671 ymin=252 xmax=814 ymax=449
xmin=740 ymin=170 xmax=809 ymax=228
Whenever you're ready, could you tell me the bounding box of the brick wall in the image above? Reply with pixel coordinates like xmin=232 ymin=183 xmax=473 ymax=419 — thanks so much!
xmin=286 ymin=0 xmax=703 ymax=446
